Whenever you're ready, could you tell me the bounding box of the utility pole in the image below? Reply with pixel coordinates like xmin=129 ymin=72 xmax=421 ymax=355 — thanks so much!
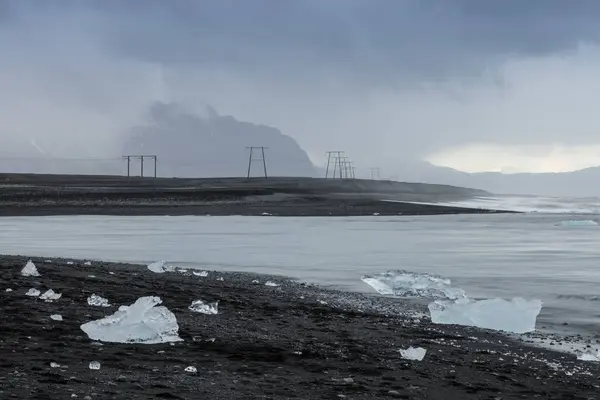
xmin=123 ymin=155 xmax=157 ymax=179
xmin=369 ymin=167 xmax=381 ymax=180
xmin=325 ymin=151 xmax=344 ymax=178
xmin=246 ymin=146 xmax=268 ymax=179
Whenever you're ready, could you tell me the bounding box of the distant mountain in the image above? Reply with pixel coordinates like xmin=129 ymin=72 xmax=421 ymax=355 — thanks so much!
xmin=122 ymin=102 xmax=318 ymax=178
xmin=391 ymin=161 xmax=600 ymax=197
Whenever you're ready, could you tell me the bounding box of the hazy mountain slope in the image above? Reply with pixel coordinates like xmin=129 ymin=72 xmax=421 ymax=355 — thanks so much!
xmin=122 ymin=103 xmax=318 ymax=178
xmin=394 ymin=162 xmax=600 ymax=197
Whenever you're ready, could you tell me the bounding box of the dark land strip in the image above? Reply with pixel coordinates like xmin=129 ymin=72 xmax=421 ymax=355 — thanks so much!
xmin=0 ymin=174 xmax=515 ymax=216
xmin=1 ymin=255 xmax=597 ymax=399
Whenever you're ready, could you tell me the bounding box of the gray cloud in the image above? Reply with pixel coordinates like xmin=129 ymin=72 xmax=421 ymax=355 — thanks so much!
xmin=2 ymin=0 xmax=600 ymax=173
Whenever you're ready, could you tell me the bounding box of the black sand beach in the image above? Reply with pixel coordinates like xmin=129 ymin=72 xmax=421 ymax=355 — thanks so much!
xmin=1 ymin=255 xmax=598 ymax=399
xmin=0 ymin=173 xmax=511 ymax=217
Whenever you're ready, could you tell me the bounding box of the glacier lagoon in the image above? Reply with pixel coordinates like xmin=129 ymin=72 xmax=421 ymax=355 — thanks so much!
xmin=1 ymin=212 xmax=600 ymax=336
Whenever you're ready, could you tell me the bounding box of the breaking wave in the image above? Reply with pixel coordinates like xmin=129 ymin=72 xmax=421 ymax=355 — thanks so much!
xmin=396 ymin=195 xmax=600 ymax=214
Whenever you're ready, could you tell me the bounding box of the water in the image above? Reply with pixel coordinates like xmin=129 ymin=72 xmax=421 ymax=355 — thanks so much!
xmin=1 ymin=205 xmax=600 ymax=337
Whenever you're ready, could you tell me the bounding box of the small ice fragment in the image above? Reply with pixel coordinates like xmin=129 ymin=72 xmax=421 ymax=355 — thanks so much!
xmin=261 ymin=212 xmax=271 ymax=216
xmin=67 ymin=261 xmax=74 ymax=265
xmin=189 ymin=300 xmax=219 ymax=315
xmin=185 ymin=366 xmax=197 ymax=373
xmin=399 ymin=347 xmax=427 ymax=361
xmin=89 ymin=361 xmax=101 ymax=370
xmin=265 ymin=281 xmax=279 ymax=287
xmin=87 ymin=294 xmax=111 ymax=307
xmin=318 ymin=300 xmax=328 ymax=305
xmin=88 ymin=275 xmax=96 ymax=278
xmin=193 ymin=271 xmax=209 ymax=277
xmin=6 ymin=288 xmax=12 ymax=292
xmin=80 ymin=296 xmax=183 ymax=344
xmin=50 ymin=362 xmax=61 ymax=368
xmin=84 ymin=261 xmax=92 ymax=266
xmin=50 ymin=314 xmax=63 ymax=321
xmin=147 ymin=261 xmax=166 ymax=274
xmin=578 ymin=350 xmax=600 ymax=362
xmin=109 ymin=272 xmax=115 ymax=275
xmin=40 ymin=289 xmax=62 ymax=302
xmin=361 ymin=270 xmax=467 ymax=300
xmin=26 ymin=288 xmax=41 ymax=297
xmin=178 ymin=269 xmax=188 ymax=274
xmin=217 ymin=277 xmax=224 ymax=281
xmin=428 ymin=297 xmax=542 ymax=334
xmin=21 ymin=260 xmax=40 ymax=277
xmin=252 ymin=280 xmax=260 ymax=284
xmin=373 ymin=213 xmax=380 ymax=216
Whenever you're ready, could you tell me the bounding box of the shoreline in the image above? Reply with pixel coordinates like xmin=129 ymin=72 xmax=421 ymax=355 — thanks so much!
xmin=2 ymin=255 xmax=598 ymax=399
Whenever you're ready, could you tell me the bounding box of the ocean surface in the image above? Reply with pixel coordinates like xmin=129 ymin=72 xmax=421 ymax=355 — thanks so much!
xmin=2 ymin=194 xmax=600 ymax=338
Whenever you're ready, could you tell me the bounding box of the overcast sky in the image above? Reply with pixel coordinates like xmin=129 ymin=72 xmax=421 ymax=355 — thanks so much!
xmin=2 ymin=0 xmax=600 ymax=173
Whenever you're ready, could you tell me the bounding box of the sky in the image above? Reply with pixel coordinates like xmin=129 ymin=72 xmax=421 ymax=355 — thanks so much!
xmin=2 ymin=0 xmax=600 ymax=174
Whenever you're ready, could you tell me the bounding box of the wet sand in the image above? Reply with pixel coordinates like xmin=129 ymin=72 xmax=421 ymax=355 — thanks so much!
xmin=1 ymin=255 xmax=598 ymax=399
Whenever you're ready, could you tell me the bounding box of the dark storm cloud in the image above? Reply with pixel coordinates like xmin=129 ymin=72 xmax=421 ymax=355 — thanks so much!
xmin=78 ymin=0 xmax=600 ymax=82
xmin=2 ymin=0 xmax=600 ymax=172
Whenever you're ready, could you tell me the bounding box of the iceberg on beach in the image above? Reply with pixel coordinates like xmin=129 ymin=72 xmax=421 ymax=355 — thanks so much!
xmin=148 ymin=261 xmax=167 ymax=273
xmin=428 ymin=297 xmax=542 ymax=334
xmin=361 ymin=270 xmax=466 ymax=300
xmin=40 ymin=289 xmax=62 ymax=302
xmin=21 ymin=260 xmax=40 ymax=277
xmin=399 ymin=347 xmax=427 ymax=361
xmin=189 ymin=299 xmax=219 ymax=315
xmin=80 ymin=296 xmax=182 ymax=344
xmin=577 ymin=349 xmax=600 ymax=362
xmin=88 ymin=294 xmax=111 ymax=307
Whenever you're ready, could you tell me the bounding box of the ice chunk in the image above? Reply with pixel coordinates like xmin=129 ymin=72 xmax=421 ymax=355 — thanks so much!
xmin=87 ymin=294 xmax=111 ymax=307
xmin=89 ymin=361 xmax=101 ymax=370
xmin=361 ymin=270 xmax=466 ymax=300
xmin=578 ymin=350 xmax=600 ymax=362
xmin=21 ymin=260 xmax=40 ymax=277
xmin=50 ymin=362 xmax=61 ymax=368
xmin=185 ymin=366 xmax=197 ymax=373
xmin=265 ymin=281 xmax=279 ymax=287
xmin=40 ymin=289 xmax=62 ymax=302
xmin=399 ymin=347 xmax=427 ymax=361
xmin=178 ymin=269 xmax=188 ymax=274
xmin=193 ymin=271 xmax=209 ymax=277
xmin=50 ymin=314 xmax=63 ymax=321
xmin=217 ymin=277 xmax=224 ymax=281
xmin=148 ymin=261 xmax=166 ymax=273
xmin=428 ymin=297 xmax=542 ymax=334
xmin=67 ymin=261 xmax=74 ymax=265
xmin=80 ymin=296 xmax=183 ymax=344
xmin=189 ymin=300 xmax=219 ymax=315
xmin=84 ymin=261 xmax=92 ymax=266
xmin=557 ymin=220 xmax=598 ymax=227
xmin=6 ymin=288 xmax=12 ymax=292
xmin=26 ymin=288 xmax=41 ymax=297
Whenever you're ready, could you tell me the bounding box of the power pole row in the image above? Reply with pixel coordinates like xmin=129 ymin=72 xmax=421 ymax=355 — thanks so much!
xmin=325 ymin=151 xmax=355 ymax=179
